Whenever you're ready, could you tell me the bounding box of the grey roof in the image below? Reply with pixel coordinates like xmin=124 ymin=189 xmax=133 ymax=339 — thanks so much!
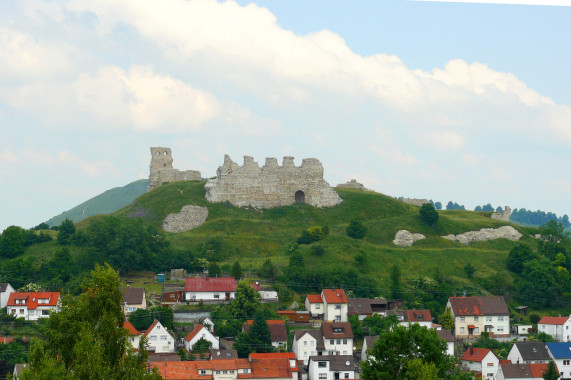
xmin=122 ymin=287 xmax=146 ymax=305
xmin=363 ymin=336 xmax=378 ymax=352
xmin=294 ymin=329 xmax=325 ymax=350
xmin=514 ymin=341 xmax=551 ymax=361
xmin=348 ymin=298 xmax=373 ymax=315
xmin=500 ymin=364 xmax=533 ymax=378
xmin=437 ymin=330 xmax=455 ymax=342
xmin=210 ymin=349 xmax=238 ymax=360
xmin=0 ymin=283 xmax=11 ymax=293
xmin=308 ymin=355 xmax=356 ymax=371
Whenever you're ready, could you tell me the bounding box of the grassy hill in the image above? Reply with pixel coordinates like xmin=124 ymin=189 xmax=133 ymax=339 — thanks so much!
xmin=45 ymin=179 xmax=149 ymax=226
xmin=108 ymin=180 xmax=534 ymax=293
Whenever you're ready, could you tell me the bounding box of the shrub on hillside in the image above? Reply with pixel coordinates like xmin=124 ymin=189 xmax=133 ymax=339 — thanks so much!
xmin=419 ymin=203 xmax=439 ymax=226
xmin=297 ymin=226 xmax=329 ymax=244
xmin=346 ymin=220 xmax=367 ymax=239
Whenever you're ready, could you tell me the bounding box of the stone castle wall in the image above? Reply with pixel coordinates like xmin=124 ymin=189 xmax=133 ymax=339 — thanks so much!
xmin=204 ymin=155 xmax=342 ymax=208
xmin=491 ymin=206 xmax=511 ymax=222
xmin=148 ymin=147 xmax=201 ymax=191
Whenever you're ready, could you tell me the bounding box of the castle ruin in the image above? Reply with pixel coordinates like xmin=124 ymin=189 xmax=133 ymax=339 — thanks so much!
xmin=204 ymin=155 xmax=342 ymax=208
xmin=148 ymin=147 xmax=201 ymax=191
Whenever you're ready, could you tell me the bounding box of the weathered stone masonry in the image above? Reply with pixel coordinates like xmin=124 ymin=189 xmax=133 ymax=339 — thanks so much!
xmin=205 ymin=155 xmax=342 ymax=208
xmin=148 ymin=147 xmax=201 ymax=191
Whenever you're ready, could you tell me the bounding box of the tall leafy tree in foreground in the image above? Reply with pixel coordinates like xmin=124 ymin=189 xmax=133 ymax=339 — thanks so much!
xmin=21 ymin=263 xmax=160 ymax=379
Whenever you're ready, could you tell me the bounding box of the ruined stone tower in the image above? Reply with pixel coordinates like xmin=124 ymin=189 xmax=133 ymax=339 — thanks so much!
xmin=147 ymin=147 xmax=201 ymax=191
xmin=204 ymin=155 xmax=342 ymax=208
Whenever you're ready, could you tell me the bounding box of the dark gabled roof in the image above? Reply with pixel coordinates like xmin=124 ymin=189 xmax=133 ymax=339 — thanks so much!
xmin=308 ymin=355 xmax=356 ymax=371
xmin=294 ymin=329 xmax=324 ymax=350
xmin=448 ymin=296 xmax=509 ymax=316
xmin=500 ymin=364 xmax=533 ymax=378
xmin=348 ymin=298 xmax=373 ymax=315
xmin=437 ymin=330 xmax=454 ymax=343
xmin=0 ymin=283 xmax=12 ymax=293
xmin=514 ymin=341 xmax=551 ymax=361
xmin=321 ymin=322 xmax=353 ymax=339
xmin=363 ymin=336 xmax=378 ymax=352
xmin=210 ymin=349 xmax=238 ymax=360
xmin=122 ymin=287 xmax=146 ymax=305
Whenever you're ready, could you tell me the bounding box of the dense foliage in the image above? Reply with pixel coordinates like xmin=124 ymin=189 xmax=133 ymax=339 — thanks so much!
xmin=511 ymin=208 xmax=570 ymax=227
xmin=419 ymin=203 xmax=439 ymax=226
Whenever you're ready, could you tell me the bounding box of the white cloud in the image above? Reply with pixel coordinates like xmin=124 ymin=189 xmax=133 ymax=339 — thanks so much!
xmin=462 ymin=153 xmax=482 ymax=165
xmin=413 ymin=0 xmax=571 ymax=6
xmin=415 ymin=130 xmax=466 ymax=152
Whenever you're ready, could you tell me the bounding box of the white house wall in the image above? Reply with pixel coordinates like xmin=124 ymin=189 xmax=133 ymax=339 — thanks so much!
xmin=185 ymin=291 xmax=236 ymax=302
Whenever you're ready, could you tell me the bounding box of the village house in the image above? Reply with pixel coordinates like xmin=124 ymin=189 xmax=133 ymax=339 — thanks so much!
xmin=184 ymin=323 xmax=220 ymax=352
xmin=0 ymin=283 xmax=15 ymax=309
xmin=6 ymin=292 xmax=60 ymax=321
xmin=496 ymin=363 xmax=553 ymax=380
xmin=122 ymin=287 xmax=146 ymax=315
xmin=460 ymin=347 xmax=499 ymax=379
xmin=447 ymin=296 xmax=510 ymax=338
xmin=546 ymin=342 xmax=571 ymax=379
xmin=386 ymin=309 xmax=433 ymax=329
xmin=321 ymin=289 xmax=348 ymax=322
xmin=507 ymin=341 xmax=551 ymax=364
xmin=437 ymin=330 xmax=455 ymax=356
xmin=307 ymin=355 xmax=357 ymax=380
xmin=243 ymin=320 xmax=288 ymax=349
xmin=347 ymin=298 xmax=389 ymax=320
xmin=361 ymin=335 xmax=378 ymax=362
xmin=144 ymin=320 xmax=175 ymax=353
xmin=305 ymin=294 xmax=324 ymax=319
xmin=292 ymin=322 xmax=354 ymax=365
xmin=124 ymin=321 xmax=141 ymax=350
xmin=185 ymin=277 xmax=237 ymax=302
xmin=538 ymin=316 xmax=571 ymax=342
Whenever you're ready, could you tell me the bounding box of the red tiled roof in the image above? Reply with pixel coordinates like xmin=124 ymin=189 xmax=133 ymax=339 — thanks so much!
xmin=529 ymin=362 xmax=557 ymax=377
xmin=306 ymin=294 xmax=322 ymax=304
xmin=461 ymin=347 xmax=495 ymax=362
xmin=185 ymin=277 xmax=237 ymax=292
xmin=403 ymin=309 xmax=432 ymax=322
xmin=321 ymin=289 xmax=348 ymax=304
xmin=0 ymin=337 xmax=14 ymax=344
xmin=123 ymin=321 xmax=141 ymax=336
xmin=250 ymin=358 xmax=294 ymax=378
xmin=250 ymin=353 xmax=298 ymax=371
xmin=7 ymin=292 xmax=60 ymax=310
xmin=448 ymin=296 xmax=509 ymax=316
xmin=143 ymin=320 xmax=160 ymax=338
xmin=185 ymin=325 xmax=204 ymax=342
xmin=538 ymin=316 xmax=569 ymax=325
xmin=249 ymin=283 xmax=261 ymax=291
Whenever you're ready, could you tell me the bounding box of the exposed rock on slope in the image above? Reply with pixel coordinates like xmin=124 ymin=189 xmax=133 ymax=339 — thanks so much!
xmin=162 ymin=205 xmax=208 ymax=233
xmin=442 ymin=226 xmax=522 ymax=245
xmin=393 ymin=230 xmax=426 ymax=247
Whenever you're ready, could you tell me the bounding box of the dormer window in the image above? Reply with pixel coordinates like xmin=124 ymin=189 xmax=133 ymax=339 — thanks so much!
xmin=333 ymin=327 xmax=343 ymax=333
xmin=416 ymin=315 xmax=423 ymax=320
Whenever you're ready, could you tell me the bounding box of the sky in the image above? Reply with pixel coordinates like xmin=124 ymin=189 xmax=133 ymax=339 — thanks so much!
xmin=0 ymin=0 xmax=570 ymax=232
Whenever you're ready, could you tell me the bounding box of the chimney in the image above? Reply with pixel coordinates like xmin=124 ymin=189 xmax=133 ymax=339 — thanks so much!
xmin=470 ymin=346 xmax=474 ymax=355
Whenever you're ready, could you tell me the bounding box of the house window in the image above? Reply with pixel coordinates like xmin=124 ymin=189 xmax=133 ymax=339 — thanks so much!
xmin=335 ymin=316 xmax=341 ymax=322
xmin=19 ymin=309 xmax=24 ymax=314
xmin=304 ymin=341 xmax=307 ymax=346
xmin=343 ymin=350 xmax=347 ymax=354
xmin=487 ymin=374 xmax=494 ymax=378
xmin=319 ymin=374 xmax=327 ymax=379
xmin=564 ymin=360 xmax=570 ymax=366
xmin=330 ymin=340 xmax=334 ymax=345
xmin=345 ymin=374 xmax=350 ymax=379
xmin=200 ymin=370 xmax=206 ymax=375
xmin=486 ymin=317 xmax=492 ymax=322
xmin=343 ymin=339 xmax=347 ymax=344
xmin=160 ymin=335 xmax=167 ymax=340
xmin=311 ymin=341 xmax=314 ymax=346
xmin=498 ymin=316 xmax=504 ymax=322
xmin=460 ymin=327 xmax=465 ymax=333
xmin=214 ymin=295 xmax=220 ymax=299
xmin=150 ymin=336 xmax=157 ymax=341
xmin=497 ymin=327 xmax=504 ymax=332
xmin=216 ymin=371 xmax=220 ymax=374
xmin=337 ymin=339 xmax=341 ymax=344
xmin=316 ymin=304 xmax=321 ymax=309
xmin=223 ymin=371 xmax=227 ymax=374
xmin=474 ymin=317 xmax=479 ymax=322
xmin=460 ymin=317 xmax=465 ymax=323
xmin=318 ymin=362 xmax=327 ymax=368
xmin=474 ymin=328 xmax=479 ymax=334
xmin=335 ymin=305 xmax=341 ymax=310
xmin=487 ymin=363 xmax=494 ymax=367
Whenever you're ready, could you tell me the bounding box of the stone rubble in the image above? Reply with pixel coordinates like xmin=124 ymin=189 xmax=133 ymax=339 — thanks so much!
xmin=162 ymin=205 xmax=209 ymax=233
xmin=442 ymin=225 xmax=522 ymax=245
xmin=393 ymin=230 xmax=426 ymax=247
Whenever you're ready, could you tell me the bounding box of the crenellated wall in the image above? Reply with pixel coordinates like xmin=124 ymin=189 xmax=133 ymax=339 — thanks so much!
xmin=205 ymin=155 xmax=342 ymax=208
xmin=147 ymin=147 xmax=201 ymax=191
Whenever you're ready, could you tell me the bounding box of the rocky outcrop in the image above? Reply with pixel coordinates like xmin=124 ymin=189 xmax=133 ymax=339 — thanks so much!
xmin=442 ymin=226 xmax=522 ymax=245
xmin=337 ymin=179 xmax=367 ymax=191
xmin=393 ymin=230 xmax=426 ymax=247
xmin=162 ymin=205 xmax=208 ymax=233
xmin=491 ymin=206 xmax=511 ymax=222
xmin=401 ymin=198 xmax=429 ymax=207
xmin=205 ymin=155 xmax=342 ymax=208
